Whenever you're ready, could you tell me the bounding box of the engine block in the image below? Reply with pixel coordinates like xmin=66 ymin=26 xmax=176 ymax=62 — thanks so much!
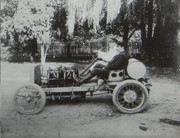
xmin=47 ymin=66 xmax=79 ymax=87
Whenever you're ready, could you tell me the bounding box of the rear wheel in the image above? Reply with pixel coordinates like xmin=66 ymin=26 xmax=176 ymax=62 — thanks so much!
xmin=14 ymin=83 xmax=46 ymax=114
xmin=112 ymin=79 xmax=149 ymax=114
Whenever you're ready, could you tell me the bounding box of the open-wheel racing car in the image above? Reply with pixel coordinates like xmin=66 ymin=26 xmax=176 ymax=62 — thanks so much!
xmin=14 ymin=58 xmax=151 ymax=115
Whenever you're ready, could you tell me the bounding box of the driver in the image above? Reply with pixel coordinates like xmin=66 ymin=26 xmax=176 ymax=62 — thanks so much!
xmin=77 ymin=40 xmax=130 ymax=84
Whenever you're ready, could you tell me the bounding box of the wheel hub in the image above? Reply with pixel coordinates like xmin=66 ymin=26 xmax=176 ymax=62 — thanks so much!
xmin=27 ymin=97 xmax=32 ymax=102
xmin=123 ymin=90 xmax=137 ymax=103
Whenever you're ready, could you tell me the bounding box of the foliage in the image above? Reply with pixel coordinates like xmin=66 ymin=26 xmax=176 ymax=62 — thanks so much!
xmin=140 ymin=0 xmax=179 ymax=67
xmin=1 ymin=0 xmax=179 ymax=69
xmin=1 ymin=0 xmax=55 ymax=63
xmin=104 ymin=0 xmax=140 ymax=44
xmin=66 ymin=0 xmax=134 ymax=36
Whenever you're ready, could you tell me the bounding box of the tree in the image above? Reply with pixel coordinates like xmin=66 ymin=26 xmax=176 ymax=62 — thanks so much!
xmin=2 ymin=0 xmax=135 ymax=62
xmin=65 ymin=0 xmax=134 ymax=36
xmin=2 ymin=0 xmax=55 ymax=64
xmin=129 ymin=0 xmax=179 ymax=67
xmin=104 ymin=0 xmax=141 ymax=50
xmin=151 ymin=0 xmax=178 ymax=67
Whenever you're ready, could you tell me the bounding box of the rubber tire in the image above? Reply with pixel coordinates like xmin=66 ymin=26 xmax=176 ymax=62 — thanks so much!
xmin=14 ymin=83 xmax=46 ymax=115
xmin=112 ymin=79 xmax=149 ymax=114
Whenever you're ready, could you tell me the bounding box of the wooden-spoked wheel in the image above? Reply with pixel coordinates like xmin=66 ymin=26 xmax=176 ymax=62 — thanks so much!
xmin=112 ymin=79 xmax=149 ymax=114
xmin=14 ymin=83 xmax=46 ymax=115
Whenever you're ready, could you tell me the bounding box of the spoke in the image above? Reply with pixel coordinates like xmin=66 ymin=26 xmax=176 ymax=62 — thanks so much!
xmin=17 ymin=99 xmax=27 ymax=105
xmin=127 ymin=85 xmax=130 ymax=91
xmin=123 ymin=102 xmax=129 ymax=108
xmin=130 ymin=103 xmax=134 ymax=108
xmin=31 ymin=95 xmax=41 ymax=98
xmin=118 ymin=97 xmax=124 ymax=101
xmin=122 ymin=87 xmax=127 ymax=92
xmin=35 ymin=103 xmax=41 ymax=109
xmin=133 ymin=85 xmax=141 ymax=93
xmin=136 ymin=89 xmax=142 ymax=96
xmin=126 ymin=103 xmax=130 ymax=109
xmin=129 ymin=103 xmax=134 ymax=108
xmin=125 ymin=86 xmax=129 ymax=91
xmin=35 ymin=100 xmax=42 ymax=107
xmin=136 ymin=96 xmax=143 ymax=102
xmin=134 ymin=99 xmax=141 ymax=105
xmin=16 ymin=95 xmax=28 ymax=99
xmin=17 ymin=94 xmax=30 ymax=98
xmin=120 ymin=88 xmax=126 ymax=93
xmin=129 ymin=85 xmax=134 ymax=90
xmin=17 ymin=97 xmax=42 ymax=112
xmin=132 ymin=102 xmax=138 ymax=108
xmin=136 ymin=98 xmax=142 ymax=103
xmin=118 ymin=93 xmax=124 ymax=99
xmin=120 ymin=100 xmax=126 ymax=106
xmin=33 ymin=92 xmax=40 ymax=96
xmin=121 ymin=91 xmax=125 ymax=94
xmin=30 ymin=104 xmax=36 ymax=111
xmin=134 ymin=85 xmax=139 ymax=91
xmin=22 ymin=104 xmax=29 ymax=111
xmin=23 ymin=102 xmax=36 ymax=111
xmin=17 ymin=101 xmax=26 ymax=107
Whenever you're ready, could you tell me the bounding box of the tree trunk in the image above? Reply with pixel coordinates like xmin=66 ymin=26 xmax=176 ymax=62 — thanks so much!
xmin=41 ymin=45 xmax=46 ymax=65
xmin=153 ymin=0 xmax=162 ymax=66
xmin=141 ymin=22 xmax=146 ymax=48
xmin=123 ymin=22 xmax=129 ymax=51
xmin=175 ymin=0 xmax=180 ymax=70
xmin=147 ymin=0 xmax=153 ymax=39
xmin=146 ymin=0 xmax=154 ymax=65
xmin=140 ymin=0 xmax=147 ymax=51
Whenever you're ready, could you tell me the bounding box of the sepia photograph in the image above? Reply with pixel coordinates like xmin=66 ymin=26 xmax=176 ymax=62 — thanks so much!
xmin=0 ymin=0 xmax=180 ymax=138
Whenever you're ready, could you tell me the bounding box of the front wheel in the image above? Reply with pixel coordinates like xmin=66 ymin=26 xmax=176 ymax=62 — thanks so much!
xmin=112 ymin=79 xmax=149 ymax=114
xmin=14 ymin=83 xmax=46 ymax=114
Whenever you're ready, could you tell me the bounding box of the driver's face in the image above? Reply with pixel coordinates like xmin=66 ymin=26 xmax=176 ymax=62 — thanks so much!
xmin=109 ymin=41 xmax=116 ymax=48
xmin=117 ymin=46 xmax=124 ymax=53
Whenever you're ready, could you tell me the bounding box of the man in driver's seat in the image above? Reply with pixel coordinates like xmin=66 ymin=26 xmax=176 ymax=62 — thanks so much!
xmin=78 ymin=40 xmax=129 ymax=84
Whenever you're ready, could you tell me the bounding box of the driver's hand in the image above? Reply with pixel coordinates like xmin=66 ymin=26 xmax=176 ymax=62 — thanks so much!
xmin=94 ymin=50 xmax=98 ymax=53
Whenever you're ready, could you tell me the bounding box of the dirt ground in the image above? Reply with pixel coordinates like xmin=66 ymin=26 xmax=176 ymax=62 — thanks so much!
xmin=1 ymin=62 xmax=180 ymax=138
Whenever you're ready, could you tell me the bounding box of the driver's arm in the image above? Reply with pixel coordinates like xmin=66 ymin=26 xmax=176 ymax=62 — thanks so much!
xmin=96 ymin=51 xmax=112 ymax=62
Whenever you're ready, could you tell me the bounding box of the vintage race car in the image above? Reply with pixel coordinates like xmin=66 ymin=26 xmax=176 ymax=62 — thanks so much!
xmin=14 ymin=58 xmax=151 ymax=115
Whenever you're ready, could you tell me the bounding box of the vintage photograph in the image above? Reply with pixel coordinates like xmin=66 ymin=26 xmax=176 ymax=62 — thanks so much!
xmin=1 ymin=0 xmax=180 ymax=138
